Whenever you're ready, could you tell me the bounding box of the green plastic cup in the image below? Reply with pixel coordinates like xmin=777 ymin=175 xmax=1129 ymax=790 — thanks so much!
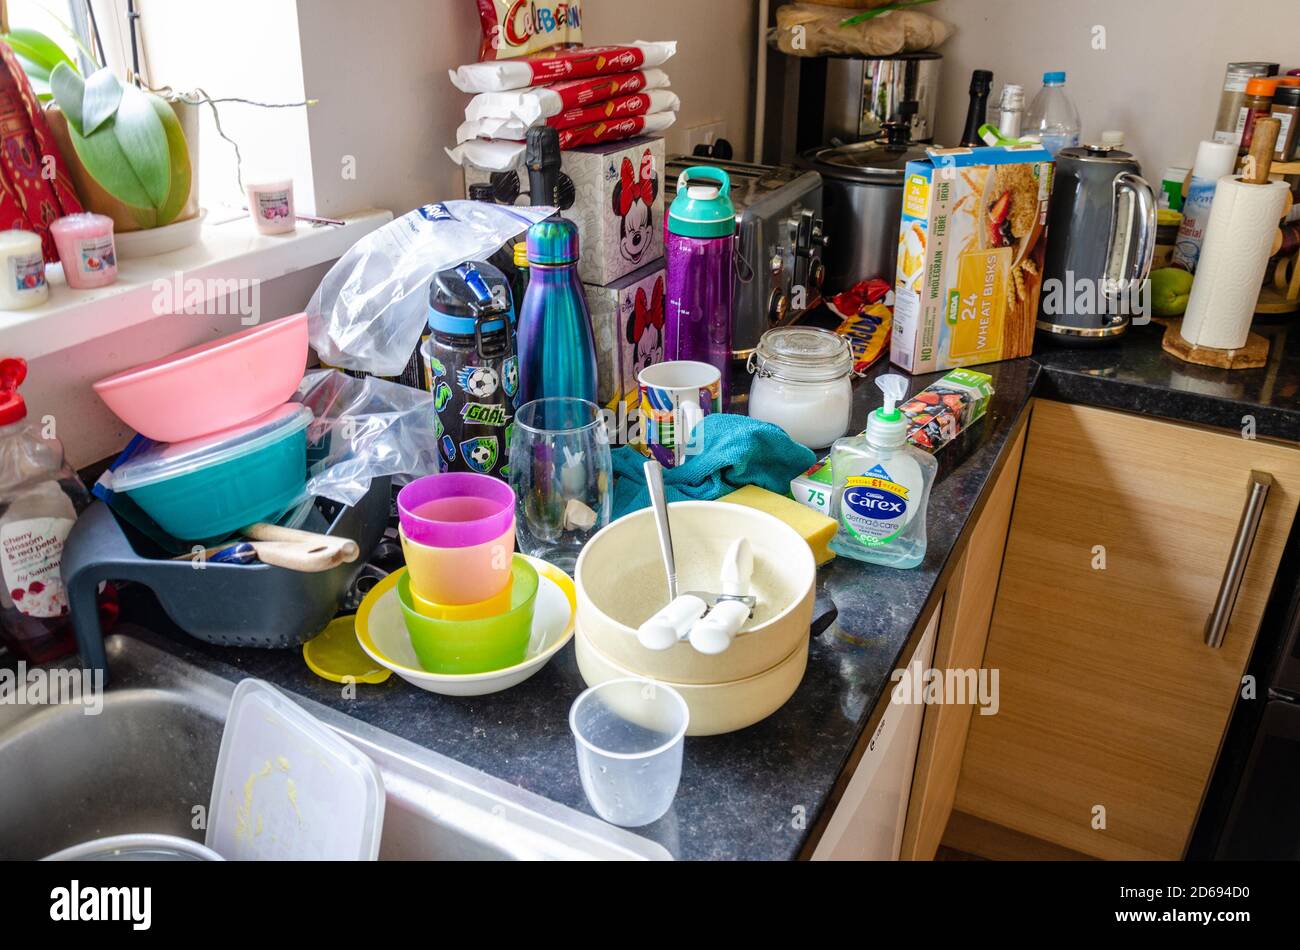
xmin=397 ymin=557 xmax=539 ymax=674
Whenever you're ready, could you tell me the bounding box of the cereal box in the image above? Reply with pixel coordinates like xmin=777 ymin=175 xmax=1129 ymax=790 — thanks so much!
xmin=891 ymin=145 xmax=1054 ymax=374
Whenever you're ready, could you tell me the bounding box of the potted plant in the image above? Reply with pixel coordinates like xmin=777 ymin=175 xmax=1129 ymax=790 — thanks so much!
xmin=2 ymin=22 xmax=196 ymax=232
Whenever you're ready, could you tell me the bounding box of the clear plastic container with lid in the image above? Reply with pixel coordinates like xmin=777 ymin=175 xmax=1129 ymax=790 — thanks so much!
xmin=111 ymin=403 xmax=313 ymax=541
xmin=746 ymin=326 xmax=853 ymax=449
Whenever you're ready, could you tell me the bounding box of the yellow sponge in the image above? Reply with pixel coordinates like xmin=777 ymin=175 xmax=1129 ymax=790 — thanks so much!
xmin=720 ymin=485 xmax=837 ymax=565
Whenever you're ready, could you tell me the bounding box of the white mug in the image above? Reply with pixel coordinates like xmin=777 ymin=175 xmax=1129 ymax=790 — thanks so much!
xmin=637 ymin=361 xmax=722 ymax=467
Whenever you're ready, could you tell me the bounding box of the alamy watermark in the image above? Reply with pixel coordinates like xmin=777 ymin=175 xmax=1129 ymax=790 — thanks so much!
xmin=891 ymin=662 xmax=1000 ymax=716
xmin=151 ymin=271 xmax=261 ymax=325
xmin=0 ymin=662 xmax=103 ymax=716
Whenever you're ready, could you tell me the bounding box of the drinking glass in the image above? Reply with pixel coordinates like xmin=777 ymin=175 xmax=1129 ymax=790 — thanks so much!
xmin=508 ymin=398 xmax=612 ymax=572
xmin=569 ymin=678 xmax=689 ymax=827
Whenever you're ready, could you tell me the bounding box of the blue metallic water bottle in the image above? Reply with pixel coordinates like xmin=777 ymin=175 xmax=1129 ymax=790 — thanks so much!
xmin=516 ymin=217 xmax=598 ymax=405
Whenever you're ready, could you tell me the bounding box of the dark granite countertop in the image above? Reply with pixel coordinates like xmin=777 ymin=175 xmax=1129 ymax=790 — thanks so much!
xmin=122 ymin=318 xmax=1300 ymax=861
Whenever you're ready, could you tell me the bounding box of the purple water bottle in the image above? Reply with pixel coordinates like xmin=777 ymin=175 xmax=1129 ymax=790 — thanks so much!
xmin=665 ymin=167 xmax=736 ymax=406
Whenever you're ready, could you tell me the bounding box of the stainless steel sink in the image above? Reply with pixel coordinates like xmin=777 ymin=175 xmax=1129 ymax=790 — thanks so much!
xmin=0 ymin=632 xmax=670 ymax=861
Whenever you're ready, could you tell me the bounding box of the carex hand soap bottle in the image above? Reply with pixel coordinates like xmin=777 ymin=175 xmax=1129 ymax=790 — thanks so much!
xmin=829 ymin=374 xmax=936 ymax=569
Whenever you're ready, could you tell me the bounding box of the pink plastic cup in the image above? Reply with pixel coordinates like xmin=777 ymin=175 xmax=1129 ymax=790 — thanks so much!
xmin=398 ymin=474 xmax=516 ymax=605
xmin=398 ymin=473 xmax=515 ymax=547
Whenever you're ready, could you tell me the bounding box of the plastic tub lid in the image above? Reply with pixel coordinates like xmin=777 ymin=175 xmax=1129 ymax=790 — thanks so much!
xmin=111 ymin=403 xmax=312 ymax=492
xmin=206 ymin=679 xmax=385 ymax=860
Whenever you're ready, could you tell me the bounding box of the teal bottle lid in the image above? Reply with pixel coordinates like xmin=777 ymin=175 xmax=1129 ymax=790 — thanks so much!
xmin=526 ymin=217 xmax=580 ymax=265
xmin=668 ymin=166 xmax=736 ymax=239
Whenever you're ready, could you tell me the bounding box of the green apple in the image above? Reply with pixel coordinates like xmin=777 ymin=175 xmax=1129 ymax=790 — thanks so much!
xmin=1150 ymin=268 xmax=1194 ymax=317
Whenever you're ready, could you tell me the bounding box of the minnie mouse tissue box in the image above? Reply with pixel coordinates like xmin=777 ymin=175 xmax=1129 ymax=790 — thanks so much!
xmin=463 ymin=135 xmax=664 ymax=286
xmin=569 ymin=136 xmax=664 ymax=285
xmin=587 ymin=258 xmax=666 ymax=439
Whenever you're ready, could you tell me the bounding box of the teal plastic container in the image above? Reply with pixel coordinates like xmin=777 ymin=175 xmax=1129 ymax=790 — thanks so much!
xmin=111 ymin=403 xmax=312 ymax=542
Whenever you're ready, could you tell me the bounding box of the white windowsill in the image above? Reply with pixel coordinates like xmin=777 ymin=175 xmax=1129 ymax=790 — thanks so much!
xmin=0 ymin=206 xmax=393 ymax=361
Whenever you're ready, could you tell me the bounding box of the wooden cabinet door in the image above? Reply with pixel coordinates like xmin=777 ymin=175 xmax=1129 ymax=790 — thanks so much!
xmin=814 ymin=607 xmax=939 ymax=861
xmin=956 ymin=400 xmax=1300 ymax=860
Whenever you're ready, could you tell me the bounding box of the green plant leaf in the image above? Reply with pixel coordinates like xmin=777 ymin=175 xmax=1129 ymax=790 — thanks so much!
xmin=112 ymin=84 xmax=172 ymax=208
xmin=66 ymin=120 xmax=153 ymax=209
xmin=149 ymin=95 xmax=193 ymax=226
xmin=50 ymin=62 xmax=86 ymax=135
xmin=81 ymin=68 xmax=123 ymax=136
xmin=2 ymin=28 xmax=75 ymax=73
xmin=15 ymin=53 xmax=51 ymax=83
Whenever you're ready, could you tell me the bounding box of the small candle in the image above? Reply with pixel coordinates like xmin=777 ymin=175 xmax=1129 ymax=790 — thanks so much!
xmin=51 ymin=213 xmax=118 ymax=290
xmin=245 ymin=175 xmax=296 ymax=235
xmin=0 ymin=230 xmax=49 ymax=310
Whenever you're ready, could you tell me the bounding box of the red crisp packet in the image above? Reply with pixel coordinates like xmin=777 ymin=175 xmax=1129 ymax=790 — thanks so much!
xmin=556 ymin=112 xmax=676 ymax=149
xmin=549 ymin=71 xmax=655 ymax=110
xmin=828 ymin=279 xmax=894 ymax=374
xmin=549 ymin=91 xmax=656 ymax=130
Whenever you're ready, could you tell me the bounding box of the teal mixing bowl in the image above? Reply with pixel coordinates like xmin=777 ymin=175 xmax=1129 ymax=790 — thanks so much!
xmin=111 ymin=403 xmax=312 ymax=542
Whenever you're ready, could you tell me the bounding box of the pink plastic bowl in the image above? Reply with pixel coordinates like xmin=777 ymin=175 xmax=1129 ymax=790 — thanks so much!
xmin=93 ymin=313 xmax=308 ymax=443
xmin=398 ymin=473 xmax=516 ymax=548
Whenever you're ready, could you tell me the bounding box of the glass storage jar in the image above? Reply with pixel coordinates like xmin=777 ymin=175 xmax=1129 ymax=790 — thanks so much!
xmin=746 ymin=327 xmax=854 ymax=449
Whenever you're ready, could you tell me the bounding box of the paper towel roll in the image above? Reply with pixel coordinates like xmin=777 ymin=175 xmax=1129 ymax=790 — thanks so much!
xmin=1181 ymin=177 xmax=1290 ymax=350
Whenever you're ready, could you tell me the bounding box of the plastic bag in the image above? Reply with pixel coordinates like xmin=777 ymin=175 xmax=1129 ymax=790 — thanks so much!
xmin=447 ymin=113 xmax=677 ymax=169
xmin=464 ymin=69 xmax=670 ymax=125
xmin=450 ymin=41 xmax=676 ymax=94
xmin=307 ymin=201 xmax=551 ymax=377
xmin=476 ymin=0 xmax=583 ymax=61
xmin=297 ymin=369 xmax=441 ymax=507
xmin=774 ymin=4 xmax=953 ymax=57
xmin=456 ymin=90 xmax=679 ymax=143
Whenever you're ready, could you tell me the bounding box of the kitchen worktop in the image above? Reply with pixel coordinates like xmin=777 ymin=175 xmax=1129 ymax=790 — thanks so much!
xmin=120 ymin=319 xmax=1300 ymax=861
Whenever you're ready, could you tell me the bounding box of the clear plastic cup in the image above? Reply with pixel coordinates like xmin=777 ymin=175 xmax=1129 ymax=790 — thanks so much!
xmin=569 ymin=678 xmax=689 ymax=827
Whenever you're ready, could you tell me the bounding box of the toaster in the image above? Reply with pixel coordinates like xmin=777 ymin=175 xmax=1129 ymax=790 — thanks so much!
xmin=665 ymin=157 xmax=827 ymax=358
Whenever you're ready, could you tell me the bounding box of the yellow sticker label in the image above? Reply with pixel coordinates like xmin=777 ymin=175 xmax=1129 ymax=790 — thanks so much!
xmin=844 ymin=475 xmax=911 ymax=499
xmin=948 ymin=247 xmax=1011 ymax=360
xmin=903 ymin=174 xmax=931 ymax=219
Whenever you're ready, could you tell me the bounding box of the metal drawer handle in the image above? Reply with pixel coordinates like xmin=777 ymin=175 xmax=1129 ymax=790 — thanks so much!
xmin=1204 ymin=471 xmax=1274 ymax=649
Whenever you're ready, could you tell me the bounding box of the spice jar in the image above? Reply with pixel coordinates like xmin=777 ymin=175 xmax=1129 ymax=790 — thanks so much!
xmin=1238 ymin=78 xmax=1280 ymax=153
xmin=747 ymin=326 xmax=853 ymax=449
xmin=1214 ymin=62 xmax=1278 ymax=146
xmin=1273 ymin=85 xmax=1300 ymax=161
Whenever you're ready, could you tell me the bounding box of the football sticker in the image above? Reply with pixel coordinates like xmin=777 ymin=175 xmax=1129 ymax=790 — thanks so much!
xmin=434 ymin=382 xmax=453 ymax=411
xmin=457 ymin=366 xmax=500 ymax=398
xmin=502 ymin=356 xmax=519 ymax=398
xmin=460 ymin=436 xmax=499 ymax=474
xmin=440 ymin=434 xmax=457 ymax=462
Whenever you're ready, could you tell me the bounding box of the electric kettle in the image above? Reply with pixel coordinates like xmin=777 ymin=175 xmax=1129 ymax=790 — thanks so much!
xmin=1037 ymin=145 xmax=1156 ymax=343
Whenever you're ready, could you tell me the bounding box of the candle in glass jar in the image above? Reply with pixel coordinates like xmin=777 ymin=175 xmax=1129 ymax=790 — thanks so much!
xmin=51 ymin=213 xmax=118 ymax=289
xmin=245 ymin=175 xmax=295 ymax=235
xmin=0 ymin=230 xmax=49 ymax=309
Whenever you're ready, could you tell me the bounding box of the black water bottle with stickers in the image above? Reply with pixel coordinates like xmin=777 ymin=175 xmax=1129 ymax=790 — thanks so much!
xmin=418 ymin=262 xmax=519 ymax=481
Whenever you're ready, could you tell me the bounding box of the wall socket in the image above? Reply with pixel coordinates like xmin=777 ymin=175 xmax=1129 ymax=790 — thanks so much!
xmin=686 ymin=121 xmax=727 ymax=155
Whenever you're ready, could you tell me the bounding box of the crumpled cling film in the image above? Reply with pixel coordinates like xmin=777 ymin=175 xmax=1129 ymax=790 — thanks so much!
xmin=476 ymin=0 xmax=583 ymax=62
xmin=447 ymin=113 xmax=677 ymax=170
xmin=450 ymin=41 xmax=676 ymax=94
xmin=456 ymin=90 xmax=679 ymax=143
xmin=297 ymin=369 xmax=441 ymax=507
xmin=465 ymin=68 xmax=671 ymax=125
xmin=306 ymin=201 xmax=553 ymax=376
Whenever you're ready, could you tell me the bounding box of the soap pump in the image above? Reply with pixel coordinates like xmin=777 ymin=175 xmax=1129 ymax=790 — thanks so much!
xmin=827 ymin=373 xmax=937 ymax=569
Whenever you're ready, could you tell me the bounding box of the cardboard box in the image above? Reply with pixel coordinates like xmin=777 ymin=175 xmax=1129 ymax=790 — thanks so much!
xmin=891 ymin=145 xmax=1054 ymax=374
xmin=464 ymin=135 xmax=665 ymax=286
xmin=586 ymin=258 xmax=665 ymax=442
xmin=791 ymin=368 xmax=995 ymax=514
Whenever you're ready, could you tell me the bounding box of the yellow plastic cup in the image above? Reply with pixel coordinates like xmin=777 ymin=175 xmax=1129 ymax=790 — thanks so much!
xmin=409 ymin=577 xmax=514 ymax=621
xmin=400 ymin=521 xmax=515 ymax=606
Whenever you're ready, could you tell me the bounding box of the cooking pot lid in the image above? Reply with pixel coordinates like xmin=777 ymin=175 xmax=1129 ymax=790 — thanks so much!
xmin=1057 ymin=144 xmax=1139 ymax=164
xmin=804 ymin=140 xmax=927 ymax=182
